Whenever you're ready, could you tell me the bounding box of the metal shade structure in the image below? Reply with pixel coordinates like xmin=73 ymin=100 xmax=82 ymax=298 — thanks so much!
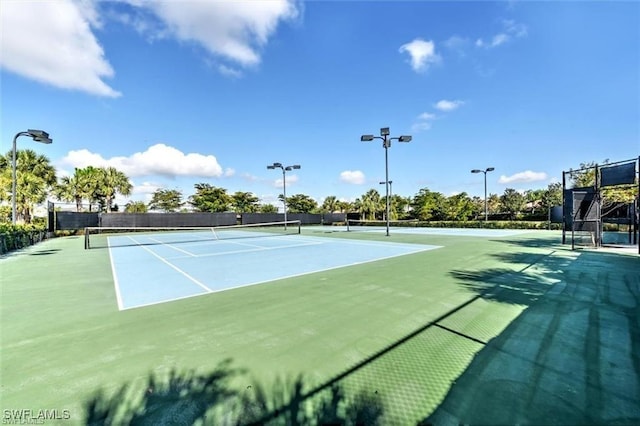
xmin=267 ymin=162 xmax=301 ymax=228
xmin=471 ymin=167 xmax=495 ymax=222
xmin=12 ymin=129 xmax=53 ymax=224
xmin=361 ymin=127 xmax=412 ymax=236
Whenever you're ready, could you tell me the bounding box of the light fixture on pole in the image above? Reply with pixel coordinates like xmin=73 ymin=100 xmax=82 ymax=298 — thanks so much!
xmin=267 ymin=162 xmax=301 ymax=229
xmin=361 ymin=127 xmax=411 ymax=236
xmin=12 ymin=129 xmax=53 ymax=224
xmin=471 ymin=167 xmax=495 ymax=222
xmin=379 ymin=180 xmax=393 ymax=221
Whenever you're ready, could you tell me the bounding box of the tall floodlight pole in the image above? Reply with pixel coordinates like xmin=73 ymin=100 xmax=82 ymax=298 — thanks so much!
xmin=12 ymin=130 xmax=53 ymax=224
xmin=471 ymin=167 xmax=495 ymax=222
xmin=267 ymin=162 xmax=301 ymax=229
xmin=362 ymin=128 xmax=411 ymax=236
xmin=379 ymin=180 xmax=393 ymax=220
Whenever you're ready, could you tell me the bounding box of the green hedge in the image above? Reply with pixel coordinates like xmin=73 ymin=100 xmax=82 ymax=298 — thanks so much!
xmin=356 ymin=220 xmax=562 ymax=230
xmin=0 ymin=223 xmax=48 ymax=254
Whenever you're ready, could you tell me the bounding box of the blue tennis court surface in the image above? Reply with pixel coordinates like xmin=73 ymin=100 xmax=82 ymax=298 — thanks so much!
xmin=108 ymin=233 xmax=440 ymax=310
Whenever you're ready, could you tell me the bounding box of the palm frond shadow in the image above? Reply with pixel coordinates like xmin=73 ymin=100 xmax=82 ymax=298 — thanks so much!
xmin=85 ymin=359 xmax=241 ymax=425
xmin=489 ymin=236 xmax=563 ymax=249
xmin=449 ymin=267 xmax=557 ymax=307
xmin=84 ymin=360 xmax=385 ymax=425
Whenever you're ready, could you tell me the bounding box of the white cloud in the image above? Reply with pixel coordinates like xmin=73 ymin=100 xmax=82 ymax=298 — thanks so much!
xmin=503 ymin=19 xmax=528 ymax=38
xmin=218 ymin=64 xmax=243 ymax=78
xmin=59 ymin=143 xmax=224 ymax=178
xmin=411 ymin=122 xmax=432 ymax=132
xmin=399 ymin=39 xmax=441 ymax=72
xmin=434 ymin=100 xmax=464 ymax=111
xmin=128 ymin=0 xmax=299 ymax=67
xmin=55 ymin=168 xmax=72 ymax=179
xmin=476 ymin=34 xmax=508 ymax=48
xmin=0 ymin=0 xmax=120 ymax=97
xmin=339 ymin=170 xmax=366 ymax=185
xmin=443 ymin=35 xmax=470 ymax=57
xmin=444 ymin=35 xmax=469 ymax=50
xmin=411 ymin=112 xmax=437 ymax=133
xmin=418 ymin=112 xmax=437 ymax=121
xmin=274 ymin=174 xmax=298 ymax=188
xmin=224 ymin=168 xmax=236 ymax=177
xmin=131 ymin=181 xmax=162 ymax=195
xmin=476 ymin=19 xmax=527 ymax=49
xmin=498 ymin=171 xmax=548 ymax=184
xmin=113 ymin=181 xmax=160 ymax=206
xmin=241 ymin=173 xmax=260 ymax=182
xmin=259 ymin=194 xmax=282 ymax=209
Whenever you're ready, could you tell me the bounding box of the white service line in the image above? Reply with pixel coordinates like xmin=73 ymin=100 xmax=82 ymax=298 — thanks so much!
xmin=166 ymin=241 xmax=326 ymax=260
xmin=147 ymin=237 xmax=198 ymax=257
xmin=127 ymin=236 xmax=213 ymax=293
xmin=215 ymin=239 xmax=271 ymax=249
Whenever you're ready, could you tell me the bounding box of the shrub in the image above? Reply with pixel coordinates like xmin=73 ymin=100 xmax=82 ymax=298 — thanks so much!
xmin=0 ymin=223 xmax=47 ymax=254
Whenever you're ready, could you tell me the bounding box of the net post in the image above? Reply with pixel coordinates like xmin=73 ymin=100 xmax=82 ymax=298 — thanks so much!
xmin=297 ymin=220 xmax=301 ymax=234
xmin=346 ymin=219 xmax=350 ymax=232
xmin=84 ymin=227 xmax=90 ymax=249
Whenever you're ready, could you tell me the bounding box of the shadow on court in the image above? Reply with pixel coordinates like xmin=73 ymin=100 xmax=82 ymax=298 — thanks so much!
xmin=28 ymin=248 xmax=61 ymax=256
xmin=84 ymin=360 xmax=384 ymax=425
xmin=423 ymin=248 xmax=640 ymax=425
xmin=83 ymin=239 xmax=640 ymax=424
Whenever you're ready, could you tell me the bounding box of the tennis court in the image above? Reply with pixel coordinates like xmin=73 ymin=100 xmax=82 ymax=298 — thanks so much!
xmin=96 ymin=224 xmax=440 ymax=309
xmin=1 ymin=226 xmax=639 ymax=424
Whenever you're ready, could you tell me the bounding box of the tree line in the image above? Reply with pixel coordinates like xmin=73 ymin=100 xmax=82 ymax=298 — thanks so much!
xmin=2 ymin=150 xmax=635 ymax=224
xmin=120 ymin=183 xmax=564 ymax=222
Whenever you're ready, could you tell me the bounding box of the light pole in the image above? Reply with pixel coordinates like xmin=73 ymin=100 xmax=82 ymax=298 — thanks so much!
xmin=267 ymin=162 xmax=300 ymax=229
xmin=471 ymin=167 xmax=495 ymax=222
xmin=12 ymin=129 xmax=53 ymax=224
xmin=379 ymin=180 xmax=393 ymax=220
xmin=361 ymin=127 xmax=411 ymax=236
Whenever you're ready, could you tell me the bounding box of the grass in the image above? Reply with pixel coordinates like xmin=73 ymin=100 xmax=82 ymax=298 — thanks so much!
xmin=1 ymin=228 xmax=638 ymax=424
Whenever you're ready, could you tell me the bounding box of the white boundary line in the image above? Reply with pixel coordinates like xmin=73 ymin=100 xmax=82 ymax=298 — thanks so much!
xmin=120 ymin=244 xmax=441 ymax=311
xmin=126 ymin=236 xmax=213 ymax=294
xmin=108 ymin=238 xmax=124 ymax=311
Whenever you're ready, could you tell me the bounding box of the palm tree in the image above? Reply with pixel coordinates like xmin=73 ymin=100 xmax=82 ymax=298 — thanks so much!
xmin=353 ymin=198 xmax=363 ymax=220
xmin=54 ymin=170 xmax=85 ymax=212
xmin=321 ymin=196 xmax=339 ymax=213
xmin=15 ymin=173 xmax=48 ymax=223
xmin=124 ymin=200 xmax=148 ymax=213
xmin=75 ymin=166 xmax=104 ymax=212
xmin=360 ymin=189 xmax=381 ymax=220
xmin=1 ymin=149 xmax=56 ymax=223
xmin=101 ymin=167 xmax=132 ymax=213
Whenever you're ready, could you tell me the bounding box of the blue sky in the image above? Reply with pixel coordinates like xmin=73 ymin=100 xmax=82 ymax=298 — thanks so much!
xmin=1 ymin=0 xmax=639 ymax=208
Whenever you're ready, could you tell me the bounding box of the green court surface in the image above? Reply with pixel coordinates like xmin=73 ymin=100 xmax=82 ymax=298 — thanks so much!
xmin=1 ymin=229 xmax=638 ymax=424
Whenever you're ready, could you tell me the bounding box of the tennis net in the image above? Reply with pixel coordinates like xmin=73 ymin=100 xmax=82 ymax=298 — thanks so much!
xmin=346 ymin=219 xmax=420 ymax=231
xmin=84 ymin=220 xmax=301 ymax=249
